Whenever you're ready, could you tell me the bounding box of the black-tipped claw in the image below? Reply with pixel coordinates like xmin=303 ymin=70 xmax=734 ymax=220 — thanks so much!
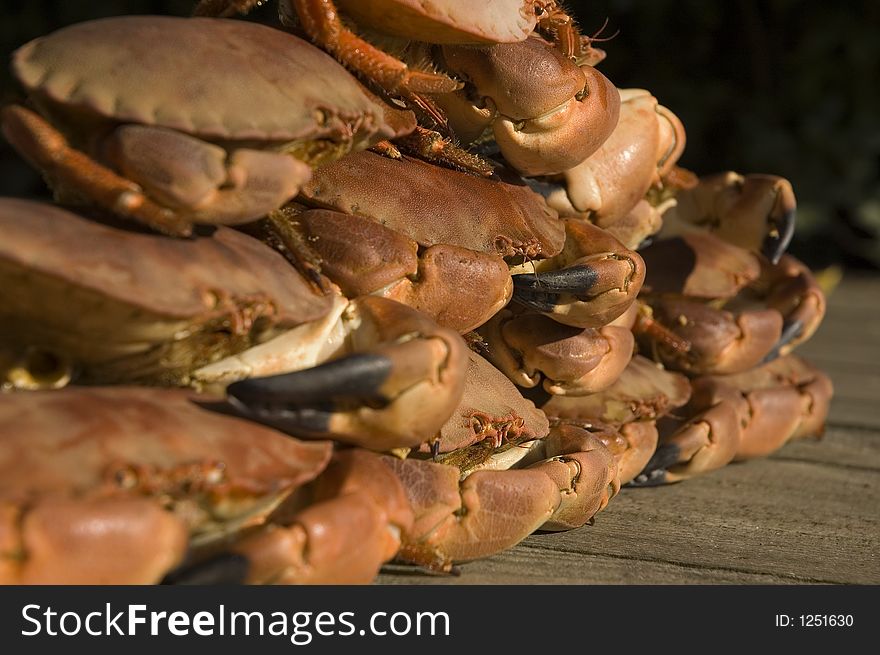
xmin=228 ymin=354 xmax=392 ymax=406
xmin=512 ymin=265 xmax=599 ymax=312
xmin=760 ymin=207 xmax=796 ymax=264
xmin=224 ymin=353 xmax=393 ymax=437
xmin=625 ymin=443 xmax=681 ymax=488
xmin=161 ymin=554 xmax=249 ymax=585
xmin=761 ymin=318 xmax=804 ymax=364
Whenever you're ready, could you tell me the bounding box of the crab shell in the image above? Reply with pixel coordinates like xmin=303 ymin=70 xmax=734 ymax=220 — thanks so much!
xmin=5 ymin=16 xmax=411 ymax=232
xmin=0 ymin=198 xmax=331 ymax=388
xmin=419 ymin=349 xmax=550 ymax=454
xmin=328 ymin=0 xmax=546 ymax=43
xmin=299 ymin=150 xmax=564 ymax=260
xmin=0 ymin=387 xmax=332 ymax=584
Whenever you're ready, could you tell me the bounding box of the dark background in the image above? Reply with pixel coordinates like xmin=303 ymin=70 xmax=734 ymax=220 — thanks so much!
xmin=1 ymin=0 xmax=877 ymax=269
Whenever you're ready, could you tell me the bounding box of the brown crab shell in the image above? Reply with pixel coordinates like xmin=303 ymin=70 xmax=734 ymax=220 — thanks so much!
xmin=0 ymin=386 xmax=332 ymax=584
xmin=422 ymin=349 xmax=550 ymax=454
xmin=0 ymin=199 xmax=332 ymax=384
xmin=333 ymin=0 xmax=542 ymax=44
xmin=299 ymin=151 xmax=565 ymax=259
xmin=12 ymin=16 xmax=403 ymax=146
xmin=0 ymin=386 xmax=331 ymax=506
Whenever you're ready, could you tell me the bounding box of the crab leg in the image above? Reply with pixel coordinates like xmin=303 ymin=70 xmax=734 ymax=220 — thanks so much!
xmin=280 ymin=0 xmax=460 ymax=110
xmin=1 ymin=105 xmax=191 ymax=236
xmin=3 ymin=106 xmax=311 ymax=235
xmin=536 ymin=3 xmax=581 ymax=59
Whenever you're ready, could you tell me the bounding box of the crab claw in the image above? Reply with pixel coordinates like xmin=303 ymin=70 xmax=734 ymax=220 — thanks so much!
xmin=263 ymin=207 xmax=512 ymax=334
xmin=604 ymin=198 xmax=668 ymax=250
xmin=629 ymin=385 xmax=742 ymax=486
xmin=438 ymin=37 xmax=621 ymax=176
xmin=519 ymin=425 xmax=620 ymax=531
xmin=383 ymin=457 xmax=561 ymax=571
xmin=552 ymin=417 xmax=659 ymax=486
xmin=545 ymin=89 xmax=687 ymax=228
xmin=640 ymin=233 xmax=762 ymax=300
xmin=660 ymin=172 xmax=797 ymax=264
xmin=543 ymin=355 xmax=691 ymax=427
xmin=759 ymin=255 xmax=827 ymax=360
xmin=645 ymin=297 xmax=783 ymax=375
xmin=705 ymin=355 xmax=833 ymax=460
xmin=225 ymin=297 xmax=467 ymax=451
xmin=510 ymin=219 xmax=645 ymax=328
xmin=382 ymin=425 xmax=619 ymax=570
xmin=629 ymin=355 xmax=832 ymax=484
xmin=234 ymin=449 xmax=413 ymax=584
xmin=638 ymin=251 xmax=826 ymax=375
xmin=477 ymin=309 xmax=633 ymax=395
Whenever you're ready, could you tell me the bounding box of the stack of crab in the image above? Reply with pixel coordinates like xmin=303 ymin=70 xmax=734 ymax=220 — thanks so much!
xmin=0 ymin=1 xmax=832 ymax=584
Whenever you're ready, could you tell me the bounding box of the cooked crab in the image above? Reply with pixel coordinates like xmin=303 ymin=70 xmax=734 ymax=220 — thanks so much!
xmin=2 ymin=16 xmax=411 ymax=235
xmin=637 ymin=234 xmax=826 ymax=375
xmin=0 ymin=198 xmax=468 ymax=452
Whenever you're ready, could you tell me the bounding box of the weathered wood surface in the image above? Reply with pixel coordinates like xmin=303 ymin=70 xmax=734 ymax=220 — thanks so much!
xmin=378 ymin=274 xmax=880 ymax=585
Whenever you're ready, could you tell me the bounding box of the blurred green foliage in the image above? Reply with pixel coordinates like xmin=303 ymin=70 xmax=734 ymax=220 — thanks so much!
xmin=1 ymin=0 xmax=877 ymax=266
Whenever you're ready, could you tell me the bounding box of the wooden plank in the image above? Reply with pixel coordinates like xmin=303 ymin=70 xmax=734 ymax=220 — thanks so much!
xmin=774 ymin=425 xmax=880 ymax=469
xmin=823 ymin=274 xmax=880 ymax=305
xmin=824 ymin=396 xmax=880 ymax=430
xmin=379 ymin=547 xmax=804 ymax=585
xmin=379 ymin=447 xmax=880 ymax=585
xmin=802 ymin=336 xmax=880 ymax=362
